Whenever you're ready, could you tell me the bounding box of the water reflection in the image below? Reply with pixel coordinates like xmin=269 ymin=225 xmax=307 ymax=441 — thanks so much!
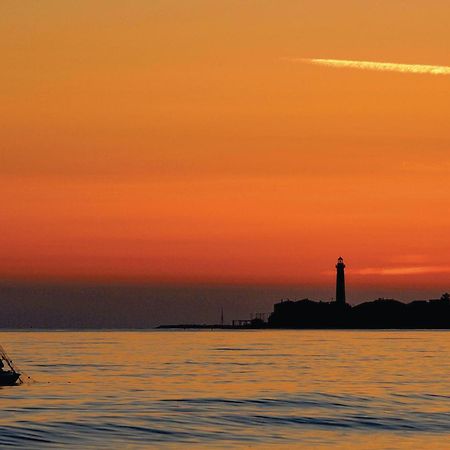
xmin=0 ymin=330 xmax=449 ymax=448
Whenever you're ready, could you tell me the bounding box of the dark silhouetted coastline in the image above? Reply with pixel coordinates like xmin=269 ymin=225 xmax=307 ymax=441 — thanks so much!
xmin=159 ymin=293 xmax=450 ymax=329
xmin=160 ymin=258 xmax=450 ymax=329
xmin=268 ymin=294 xmax=450 ymax=329
xmin=265 ymin=258 xmax=450 ymax=329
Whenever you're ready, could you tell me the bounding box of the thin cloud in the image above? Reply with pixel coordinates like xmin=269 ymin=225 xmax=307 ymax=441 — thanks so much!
xmin=285 ymin=58 xmax=450 ymax=76
xmin=355 ymin=266 xmax=450 ymax=276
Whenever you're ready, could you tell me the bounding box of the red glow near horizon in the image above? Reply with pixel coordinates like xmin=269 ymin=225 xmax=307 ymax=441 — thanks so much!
xmin=1 ymin=2 xmax=450 ymax=297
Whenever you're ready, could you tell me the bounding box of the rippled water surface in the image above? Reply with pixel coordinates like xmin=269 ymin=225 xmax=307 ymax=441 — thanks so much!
xmin=1 ymin=330 xmax=450 ymax=448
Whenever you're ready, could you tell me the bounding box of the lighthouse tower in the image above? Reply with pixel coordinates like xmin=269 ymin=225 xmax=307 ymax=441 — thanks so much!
xmin=335 ymin=257 xmax=346 ymax=305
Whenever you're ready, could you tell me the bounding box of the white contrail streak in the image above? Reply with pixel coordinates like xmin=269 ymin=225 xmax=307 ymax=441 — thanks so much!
xmin=355 ymin=266 xmax=450 ymax=275
xmin=287 ymin=58 xmax=450 ymax=75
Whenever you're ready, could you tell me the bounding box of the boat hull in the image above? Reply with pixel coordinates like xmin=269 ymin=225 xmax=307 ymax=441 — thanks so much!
xmin=0 ymin=371 xmax=20 ymax=386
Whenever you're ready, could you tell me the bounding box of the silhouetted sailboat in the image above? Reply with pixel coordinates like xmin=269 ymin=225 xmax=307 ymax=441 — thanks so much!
xmin=0 ymin=345 xmax=21 ymax=386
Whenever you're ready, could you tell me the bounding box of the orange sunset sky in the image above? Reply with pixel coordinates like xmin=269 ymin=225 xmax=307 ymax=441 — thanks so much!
xmin=1 ymin=1 xmax=450 ymax=300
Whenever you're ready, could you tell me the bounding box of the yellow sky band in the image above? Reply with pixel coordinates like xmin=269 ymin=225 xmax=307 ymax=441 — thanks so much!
xmin=294 ymin=58 xmax=450 ymax=75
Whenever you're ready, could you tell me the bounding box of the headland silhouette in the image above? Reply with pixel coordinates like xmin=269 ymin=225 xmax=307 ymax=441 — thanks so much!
xmin=268 ymin=257 xmax=450 ymax=329
xmin=160 ymin=257 xmax=450 ymax=329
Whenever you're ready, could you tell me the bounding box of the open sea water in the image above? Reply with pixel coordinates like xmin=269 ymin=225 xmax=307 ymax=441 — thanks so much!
xmin=1 ymin=330 xmax=450 ymax=449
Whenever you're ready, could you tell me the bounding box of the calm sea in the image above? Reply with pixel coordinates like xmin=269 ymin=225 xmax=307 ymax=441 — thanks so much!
xmin=1 ymin=330 xmax=450 ymax=449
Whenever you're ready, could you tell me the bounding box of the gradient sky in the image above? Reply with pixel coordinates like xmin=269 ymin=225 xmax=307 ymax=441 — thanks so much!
xmin=2 ymin=1 xmax=450 ymax=304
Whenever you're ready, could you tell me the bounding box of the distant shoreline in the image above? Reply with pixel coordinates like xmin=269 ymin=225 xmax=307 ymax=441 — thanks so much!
xmin=157 ymin=324 xmax=450 ymax=330
xmin=159 ymin=294 xmax=450 ymax=330
xmin=1 ymin=326 xmax=450 ymax=331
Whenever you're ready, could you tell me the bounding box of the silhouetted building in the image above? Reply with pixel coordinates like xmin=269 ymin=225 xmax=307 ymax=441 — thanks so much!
xmin=335 ymin=256 xmax=346 ymax=305
xmin=269 ymin=298 xmax=350 ymax=328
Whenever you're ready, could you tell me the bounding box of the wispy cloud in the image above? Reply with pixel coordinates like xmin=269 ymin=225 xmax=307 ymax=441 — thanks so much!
xmin=355 ymin=266 xmax=450 ymax=276
xmin=285 ymin=58 xmax=450 ymax=76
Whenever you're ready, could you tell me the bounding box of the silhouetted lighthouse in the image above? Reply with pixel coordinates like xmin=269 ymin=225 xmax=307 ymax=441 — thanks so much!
xmin=335 ymin=257 xmax=346 ymax=305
